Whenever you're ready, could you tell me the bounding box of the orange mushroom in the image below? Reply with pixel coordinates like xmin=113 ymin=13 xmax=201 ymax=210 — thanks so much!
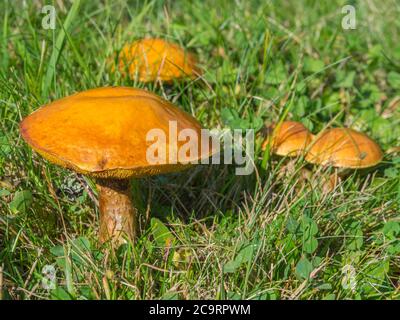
xmin=305 ymin=128 xmax=383 ymax=191
xmin=261 ymin=121 xmax=314 ymax=184
xmin=20 ymin=87 xmax=213 ymax=244
xmin=114 ymin=38 xmax=201 ymax=82
xmin=305 ymin=128 xmax=383 ymax=169
xmin=262 ymin=121 xmax=313 ymax=157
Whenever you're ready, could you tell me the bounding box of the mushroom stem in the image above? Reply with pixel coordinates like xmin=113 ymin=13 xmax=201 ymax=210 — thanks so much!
xmin=97 ymin=178 xmax=137 ymax=245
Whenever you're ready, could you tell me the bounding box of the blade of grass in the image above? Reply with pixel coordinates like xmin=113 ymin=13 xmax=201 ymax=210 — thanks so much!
xmin=43 ymin=0 xmax=81 ymax=96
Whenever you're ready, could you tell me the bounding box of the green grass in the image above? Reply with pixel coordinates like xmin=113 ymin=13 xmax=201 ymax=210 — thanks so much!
xmin=1 ymin=0 xmax=400 ymax=300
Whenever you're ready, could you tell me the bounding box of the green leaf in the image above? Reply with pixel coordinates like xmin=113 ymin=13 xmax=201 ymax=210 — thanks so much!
xmin=50 ymin=237 xmax=91 ymax=269
xmin=295 ymin=81 xmax=307 ymax=94
xmin=335 ymin=70 xmax=355 ymax=88
xmin=347 ymin=222 xmax=364 ymax=251
xmin=220 ymin=107 xmax=260 ymax=130
xmin=312 ymin=256 xmax=323 ymax=267
xmin=302 ymin=118 xmax=314 ymax=131
xmin=252 ymin=292 xmax=268 ymax=300
xmin=387 ymin=243 xmax=400 ymax=255
xmin=252 ymin=117 xmax=264 ymax=132
xmin=301 ymin=217 xmax=318 ymax=237
xmin=221 ymin=107 xmax=239 ymax=126
xmin=367 ymin=45 xmax=383 ymax=60
xmin=0 ymin=135 xmax=11 ymax=156
xmin=223 ymin=243 xmax=258 ymax=273
xmin=227 ymin=292 xmax=242 ymax=300
xmin=150 ymin=218 xmax=175 ymax=247
xmin=286 ymin=216 xmax=299 ymax=234
xmin=70 ymin=237 xmax=91 ymax=266
xmin=71 ymin=236 xmax=91 ymax=252
xmin=382 ymin=221 xmax=400 ymax=239
xmin=9 ymin=190 xmax=33 ymax=213
xmin=265 ymin=86 xmax=280 ymax=98
xmin=0 ymin=189 xmax=10 ymax=197
xmin=78 ymin=286 xmax=94 ymax=300
xmin=292 ymin=95 xmax=309 ymax=118
xmin=303 ymin=57 xmax=324 ymax=73
xmin=236 ymin=243 xmax=256 ymax=264
xmin=300 ymin=216 xmax=319 ymax=253
xmin=295 ymin=256 xmax=313 ymax=280
xmin=317 ymin=283 xmax=332 ymax=290
xmin=161 ymin=292 xmax=180 ymax=300
xmin=321 ymin=92 xmax=341 ymax=117
xmin=220 ymin=108 xmax=246 ymax=129
xmin=223 ymin=259 xmax=241 ymax=273
xmin=322 ymin=293 xmax=336 ymax=300
xmin=51 ymin=287 xmax=72 ymax=300
xmin=50 ymin=245 xmax=67 ymax=270
xmin=384 ymin=167 xmax=398 ymax=179
xmin=361 ymin=83 xmax=383 ymax=103
xmin=229 ymin=118 xmax=250 ymax=129
xmin=388 ymin=71 xmax=400 ymax=89
xmin=303 ymin=237 xmax=318 ymax=254
xmin=50 ymin=245 xmax=64 ymax=257
xmin=266 ymin=61 xmax=287 ymax=84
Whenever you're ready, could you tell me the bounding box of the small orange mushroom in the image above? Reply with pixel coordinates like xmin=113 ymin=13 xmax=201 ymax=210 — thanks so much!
xmin=305 ymin=128 xmax=383 ymax=169
xmin=20 ymin=87 xmax=213 ymax=245
xmin=305 ymin=128 xmax=383 ymax=191
xmin=261 ymin=121 xmax=314 ymax=184
xmin=262 ymin=121 xmax=313 ymax=157
xmin=114 ymin=38 xmax=201 ymax=82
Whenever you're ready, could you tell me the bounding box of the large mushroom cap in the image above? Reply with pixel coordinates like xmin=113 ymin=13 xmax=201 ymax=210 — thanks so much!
xmin=115 ymin=38 xmax=201 ymax=82
xmin=305 ymin=128 xmax=383 ymax=169
xmin=262 ymin=121 xmax=313 ymax=157
xmin=20 ymin=87 xmax=213 ymax=179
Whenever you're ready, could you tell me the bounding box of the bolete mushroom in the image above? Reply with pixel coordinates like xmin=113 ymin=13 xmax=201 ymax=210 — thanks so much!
xmin=114 ymin=38 xmax=201 ymax=82
xmin=261 ymin=121 xmax=314 ymax=182
xmin=20 ymin=87 xmax=213 ymax=244
xmin=262 ymin=121 xmax=313 ymax=157
xmin=305 ymin=128 xmax=383 ymax=191
xmin=305 ymin=128 xmax=383 ymax=168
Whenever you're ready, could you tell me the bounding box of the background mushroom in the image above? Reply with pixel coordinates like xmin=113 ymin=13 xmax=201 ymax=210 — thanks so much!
xmin=262 ymin=121 xmax=313 ymax=157
xmin=261 ymin=120 xmax=314 ymax=182
xmin=114 ymin=38 xmax=201 ymax=82
xmin=20 ymin=87 xmax=213 ymax=245
xmin=305 ymin=128 xmax=383 ymax=191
